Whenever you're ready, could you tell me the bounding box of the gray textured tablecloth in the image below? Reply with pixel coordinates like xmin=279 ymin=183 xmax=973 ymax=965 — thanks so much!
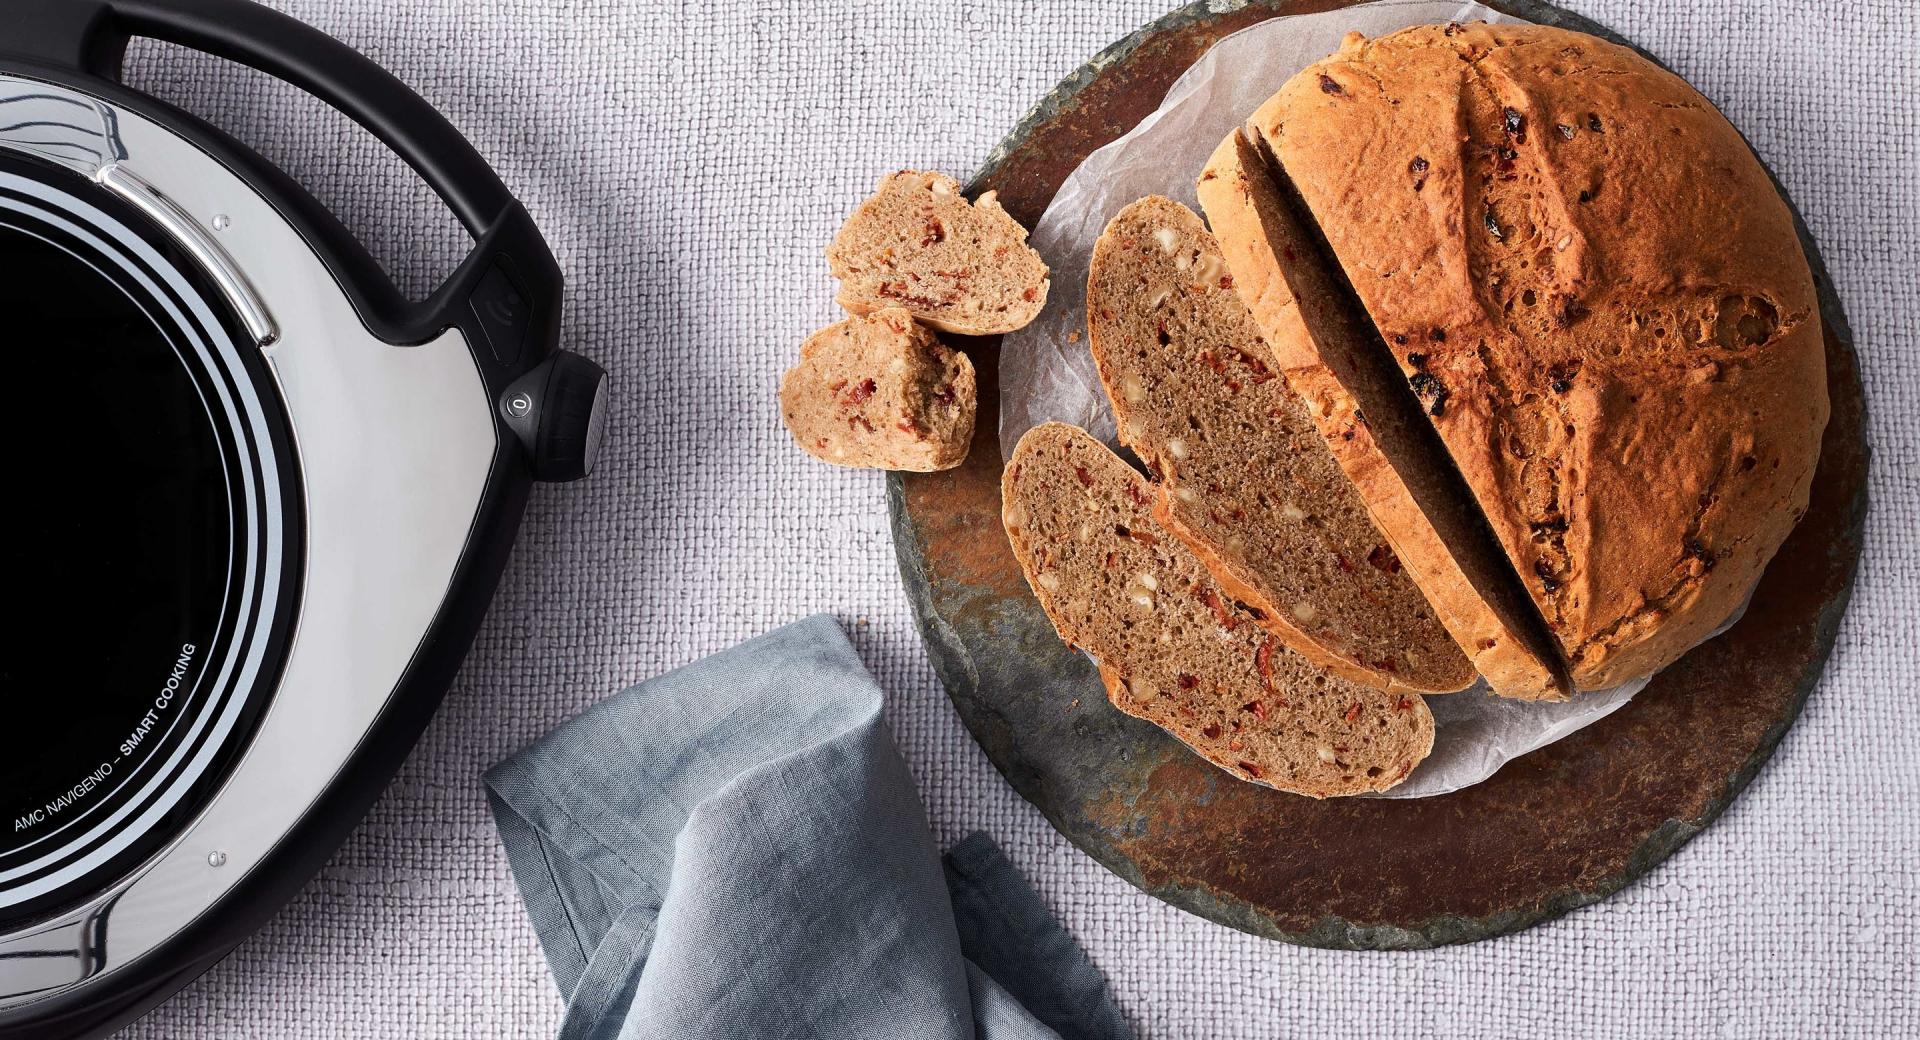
xmin=119 ymin=1 xmax=1916 ymax=1037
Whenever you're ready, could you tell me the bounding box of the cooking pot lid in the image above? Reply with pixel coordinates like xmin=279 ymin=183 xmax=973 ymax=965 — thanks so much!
xmin=0 ymin=156 xmax=298 ymax=927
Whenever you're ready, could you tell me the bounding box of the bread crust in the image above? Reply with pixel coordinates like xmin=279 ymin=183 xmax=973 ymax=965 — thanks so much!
xmin=1254 ymin=23 xmax=1827 ymax=688
xmin=1199 ymin=129 xmax=1565 ymax=699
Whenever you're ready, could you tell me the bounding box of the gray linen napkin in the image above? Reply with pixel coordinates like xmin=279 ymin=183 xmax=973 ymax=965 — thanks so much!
xmin=484 ymin=615 xmax=1133 ymax=1040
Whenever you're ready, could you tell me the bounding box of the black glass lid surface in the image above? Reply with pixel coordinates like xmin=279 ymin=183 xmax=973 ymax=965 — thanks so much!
xmin=0 ymin=155 xmax=299 ymax=927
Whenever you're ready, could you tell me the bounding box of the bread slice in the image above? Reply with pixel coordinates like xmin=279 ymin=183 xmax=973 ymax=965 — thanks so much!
xmin=1198 ymin=128 xmax=1569 ymax=700
xmin=781 ymin=308 xmax=976 ymax=471
xmin=1250 ymin=24 xmax=1826 ymax=689
xmin=1086 ymin=196 xmax=1473 ymax=695
xmin=1002 ymin=422 xmax=1435 ymax=797
xmin=826 ymin=170 xmax=1050 ymax=335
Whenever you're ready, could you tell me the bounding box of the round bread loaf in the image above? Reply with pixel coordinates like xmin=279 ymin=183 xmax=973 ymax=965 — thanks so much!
xmin=1247 ymin=22 xmax=1827 ymax=689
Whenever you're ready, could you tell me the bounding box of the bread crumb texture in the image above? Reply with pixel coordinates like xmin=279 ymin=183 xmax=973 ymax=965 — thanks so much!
xmin=1002 ymin=422 xmax=1434 ymax=797
xmin=781 ymin=308 xmax=976 ymax=471
xmin=1088 ymin=195 xmax=1474 ymax=694
xmin=1259 ymin=22 xmax=1827 ymax=688
xmin=827 ymin=170 xmax=1050 ymax=335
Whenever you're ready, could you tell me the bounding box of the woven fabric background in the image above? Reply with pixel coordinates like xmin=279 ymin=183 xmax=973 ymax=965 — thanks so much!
xmin=114 ymin=1 xmax=1915 ymax=1037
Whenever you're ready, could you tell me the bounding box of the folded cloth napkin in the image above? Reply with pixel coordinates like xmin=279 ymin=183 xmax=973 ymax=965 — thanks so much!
xmin=484 ymin=615 xmax=1133 ymax=1040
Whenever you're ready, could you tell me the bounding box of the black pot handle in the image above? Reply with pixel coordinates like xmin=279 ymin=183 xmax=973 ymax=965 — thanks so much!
xmin=91 ymin=0 xmax=513 ymax=236
xmin=8 ymin=0 xmax=563 ymax=363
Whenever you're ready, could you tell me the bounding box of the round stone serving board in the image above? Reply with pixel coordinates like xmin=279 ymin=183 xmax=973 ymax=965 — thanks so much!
xmin=887 ymin=0 xmax=1868 ymax=948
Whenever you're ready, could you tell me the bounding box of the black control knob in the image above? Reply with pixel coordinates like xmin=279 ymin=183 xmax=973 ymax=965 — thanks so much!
xmin=500 ymin=352 xmax=608 ymax=482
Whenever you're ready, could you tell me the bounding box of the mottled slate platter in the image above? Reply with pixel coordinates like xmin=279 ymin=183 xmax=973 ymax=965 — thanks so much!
xmin=887 ymin=0 xmax=1867 ymax=948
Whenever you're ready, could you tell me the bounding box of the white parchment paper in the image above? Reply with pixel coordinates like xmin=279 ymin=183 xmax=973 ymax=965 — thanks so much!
xmin=997 ymin=0 xmax=1750 ymax=797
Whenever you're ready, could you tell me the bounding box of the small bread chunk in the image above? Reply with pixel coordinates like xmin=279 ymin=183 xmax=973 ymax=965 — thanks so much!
xmin=1002 ymin=422 xmax=1435 ymax=797
xmin=781 ymin=308 xmax=976 ymax=471
xmin=1089 ymin=196 xmax=1474 ymax=695
xmin=826 ymin=170 xmax=1050 ymax=335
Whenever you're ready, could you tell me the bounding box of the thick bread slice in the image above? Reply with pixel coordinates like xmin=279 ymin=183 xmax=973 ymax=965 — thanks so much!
xmin=1253 ymin=24 xmax=1827 ymax=689
xmin=1002 ymin=422 xmax=1435 ymax=797
xmin=1199 ymin=129 xmax=1568 ymax=700
xmin=1087 ymin=196 xmax=1473 ymax=695
xmin=826 ymin=170 xmax=1050 ymax=336
xmin=781 ymin=308 xmax=976 ymax=471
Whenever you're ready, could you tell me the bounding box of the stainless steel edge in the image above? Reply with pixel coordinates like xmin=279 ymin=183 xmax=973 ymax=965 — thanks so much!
xmin=0 ymin=82 xmax=276 ymax=344
xmin=0 ymin=86 xmax=125 ymax=174
xmin=96 ymin=161 xmax=279 ymax=346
